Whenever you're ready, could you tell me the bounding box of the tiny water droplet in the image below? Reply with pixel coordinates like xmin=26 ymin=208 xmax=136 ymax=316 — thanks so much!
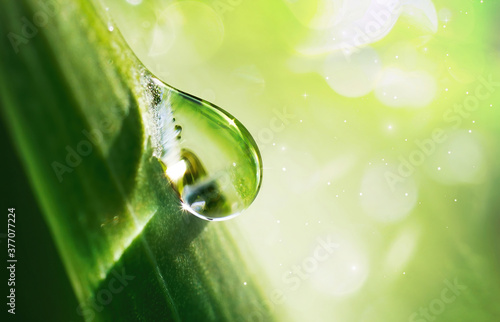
xmin=145 ymin=75 xmax=262 ymax=221
xmin=174 ymin=124 xmax=182 ymax=138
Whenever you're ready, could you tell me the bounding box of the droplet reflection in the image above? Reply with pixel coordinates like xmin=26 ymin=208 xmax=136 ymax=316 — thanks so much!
xmin=145 ymin=75 xmax=263 ymax=221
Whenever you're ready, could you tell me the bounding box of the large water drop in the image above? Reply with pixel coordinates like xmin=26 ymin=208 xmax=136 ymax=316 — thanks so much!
xmin=145 ymin=76 xmax=262 ymax=221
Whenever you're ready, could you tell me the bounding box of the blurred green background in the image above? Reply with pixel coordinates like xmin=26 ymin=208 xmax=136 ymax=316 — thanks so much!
xmin=104 ymin=0 xmax=500 ymax=320
xmin=2 ymin=0 xmax=500 ymax=321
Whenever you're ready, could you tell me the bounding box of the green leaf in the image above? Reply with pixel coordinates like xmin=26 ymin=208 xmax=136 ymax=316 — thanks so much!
xmin=0 ymin=0 xmax=273 ymax=320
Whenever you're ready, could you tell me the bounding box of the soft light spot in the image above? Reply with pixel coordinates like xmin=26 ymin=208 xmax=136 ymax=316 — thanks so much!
xmin=384 ymin=227 xmax=419 ymax=275
xmin=311 ymin=235 xmax=369 ymax=296
xmin=425 ymin=130 xmax=486 ymax=184
xmin=323 ymin=47 xmax=381 ymax=98
xmin=360 ymin=165 xmax=418 ymax=222
xmin=148 ymin=2 xmax=224 ymax=67
xmin=375 ymin=69 xmax=436 ymax=108
xmin=126 ymin=0 xmax=143 ymax=5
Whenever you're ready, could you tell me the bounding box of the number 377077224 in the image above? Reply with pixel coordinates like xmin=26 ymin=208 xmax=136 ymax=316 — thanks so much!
xmin=7 ymin=208 xmax=16 ymax=259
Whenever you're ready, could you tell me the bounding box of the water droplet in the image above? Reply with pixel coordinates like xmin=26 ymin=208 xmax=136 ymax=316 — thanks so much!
xmin=145 ymin=76 xmax=262 ymax=221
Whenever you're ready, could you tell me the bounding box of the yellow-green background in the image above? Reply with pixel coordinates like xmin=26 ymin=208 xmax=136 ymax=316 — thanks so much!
xmin=3 ymin=0 xmax=496 ymax=321
xmin=102 ymin=0 xmax=500 ymax=321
